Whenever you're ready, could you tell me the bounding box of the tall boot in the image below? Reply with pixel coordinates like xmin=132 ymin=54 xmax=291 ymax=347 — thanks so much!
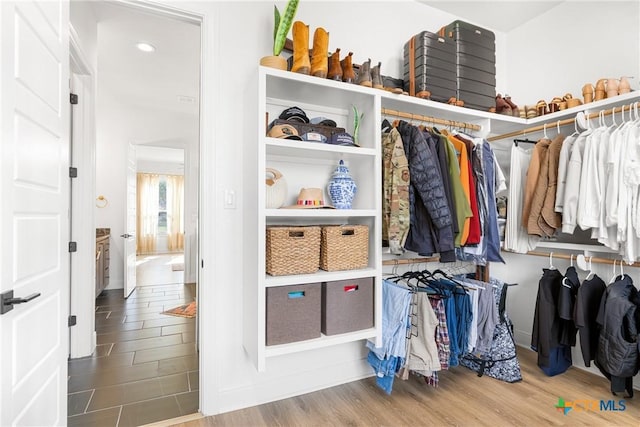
xmin=341 ymin=52 xmax=356 ymax=83
xmin=291 ymin=21 xmax=310 ymax=75
xmin=371 ymin=61 xmax=383 ymax=89
xmin=327 ymin=48 xmax=342 ymax=81
xmin=357 ymin=58 xmax=372 ymax=87
xmin=310 ymin=27 xmax=329 ymax=78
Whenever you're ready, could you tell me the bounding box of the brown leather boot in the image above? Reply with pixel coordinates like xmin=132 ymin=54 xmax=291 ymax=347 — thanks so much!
xmin=327 ymin=48 xmax=342 ymax=81
xmin=371 ymin=61 xmax=383 ymax=89
xmin=291 ymin=21 xmax=310 ymax=75
xmin=504 ymin=95 xmax=519 ymax=117
xmin=340 ymin=52 xmax=356 ymax=83
xmin=310 ymin=27 xmax=329 ymax=78
xmin=357 ymin=58 xmax=372 ymax=87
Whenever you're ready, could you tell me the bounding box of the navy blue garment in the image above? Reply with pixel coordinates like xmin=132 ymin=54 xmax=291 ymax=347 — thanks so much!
xmin=454 ymin=290 xmax=472 ymax=358
xmin=540 ymin=346 xmax=572 ymax=377
xmin=396 ymin=121 xmax=455 ymax=260
xmin=481 ymin=141 xmax=505 ymax=263
xmin=434 ymin=280 xmax=462 ymax=366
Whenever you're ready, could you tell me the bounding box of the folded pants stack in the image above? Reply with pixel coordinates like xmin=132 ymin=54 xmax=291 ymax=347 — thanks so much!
xmin=403 ymin=30 xmax=457 ymax=102
xmin=440 ymin=20 xmax=496 ymax=111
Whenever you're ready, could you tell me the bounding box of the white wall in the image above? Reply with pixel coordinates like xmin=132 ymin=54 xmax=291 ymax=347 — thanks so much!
xmin=95 ymin=89 xmax=199 ymax=289
xmin=153 ymin=0 xmax=509 ymax=416
xmin=505 ymin=1 xmax=640 ymax=107
xmin=70 ymin=0 xmax=98 ymax=73
xmin=88 ymin=0 xmax=640 ymax=418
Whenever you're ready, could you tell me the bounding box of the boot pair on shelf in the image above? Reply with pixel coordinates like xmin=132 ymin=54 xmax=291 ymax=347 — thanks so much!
xmin=291 ymin=21 xmax=329 ymax=78
xmin=325 ymin=49 xmax=356 ymax=83
xmin=495 ymin=94 xmax=519 ymax=116
xmin=356 ymin=58 xmax=383 ymax=88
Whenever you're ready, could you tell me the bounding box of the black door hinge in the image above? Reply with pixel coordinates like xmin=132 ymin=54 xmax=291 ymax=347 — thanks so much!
xmin=68 ymin=315 xmax=77 ymax=327
xmin=69 ymin=242 xmax=77 ymax=252
xmin=69 ymin=167 xmax=78 ymax=178
xmin=70 ymin=93 xmax=78 ymax=105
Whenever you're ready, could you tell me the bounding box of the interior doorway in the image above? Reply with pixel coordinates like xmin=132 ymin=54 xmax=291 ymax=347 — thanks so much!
xmin=68 ymin=1 xmax=202 ymax=424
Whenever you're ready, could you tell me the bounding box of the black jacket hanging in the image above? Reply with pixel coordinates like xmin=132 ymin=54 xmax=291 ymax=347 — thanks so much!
xmin=595 ymin=274 xmax=640 ymax=397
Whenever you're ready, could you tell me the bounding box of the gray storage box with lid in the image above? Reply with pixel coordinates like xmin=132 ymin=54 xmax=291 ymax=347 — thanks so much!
xmin=321 ymin=278 xmax=374 ymax=335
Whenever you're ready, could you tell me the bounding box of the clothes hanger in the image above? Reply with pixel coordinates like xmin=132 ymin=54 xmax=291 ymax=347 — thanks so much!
xmin=556 ymin=120 xmax=561 ymax=136
xmin=570 ymin=253 xmax=574 ymax=267
xmin=586 ymin=256 xmax=594 ymax=280
xmin=609 ymin=259 xmax=618 ymax=284
xmin=548 ymin=252 xmax=556 ymax=270
xmin=543 ymin=123 xmax=548 ymax=139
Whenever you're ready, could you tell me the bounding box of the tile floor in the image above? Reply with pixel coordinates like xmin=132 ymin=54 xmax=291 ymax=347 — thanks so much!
xmin=67 ymin=254 xmax=198 ymax=426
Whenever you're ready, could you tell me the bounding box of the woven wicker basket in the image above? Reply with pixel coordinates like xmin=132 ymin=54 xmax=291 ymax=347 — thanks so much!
xmin=266 ymin=226 xmax=321 ymax=276
xmin=320 ymin=225 xmax=369 ymax=271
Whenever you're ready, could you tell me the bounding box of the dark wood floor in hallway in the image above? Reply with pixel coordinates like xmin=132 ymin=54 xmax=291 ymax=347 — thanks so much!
xmin=67 ymin=283 xmax=198 ymax=427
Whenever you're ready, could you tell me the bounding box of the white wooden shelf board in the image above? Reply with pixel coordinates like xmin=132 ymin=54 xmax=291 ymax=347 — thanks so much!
xmin=264 ymin=328 xmax=377 ymax=358
xmin=265 ymin=138 xmax=377 ymax=159
xmin=265 ymin=268 xmax=378 ymax=287
xmin=266 ymin=209 xmax=376 ymax=218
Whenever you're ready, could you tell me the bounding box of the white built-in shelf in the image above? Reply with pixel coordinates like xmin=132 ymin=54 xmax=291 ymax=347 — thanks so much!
xmin=534 ymin=241 xmax=619 ymax=254
xmin=266 ymin=209 xmax=376 ymax=218
xmin=525 ymin=91 xmax=640 ymax=126
xmin=264 ymin=328 xmax=377 ymax=358
xmin=265 ymin=267 xmax=378 ymax=287
xmin=265 ymin=138 xmax=377 ymax=159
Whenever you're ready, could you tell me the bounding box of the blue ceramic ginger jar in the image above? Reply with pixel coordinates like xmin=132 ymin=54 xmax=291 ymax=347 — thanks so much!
xmin=328 ymin=160 xmax=357 ymax=209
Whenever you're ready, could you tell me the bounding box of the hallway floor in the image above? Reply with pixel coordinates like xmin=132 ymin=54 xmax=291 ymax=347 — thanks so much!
xmin=67 ymin=279 xmax=198 ymax=426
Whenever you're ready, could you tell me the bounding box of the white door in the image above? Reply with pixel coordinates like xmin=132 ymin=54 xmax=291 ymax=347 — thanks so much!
xmin=124 ymin=143 xmax=137 ymax=297
xmin=0 ymin=1 xmax=70 ymax=425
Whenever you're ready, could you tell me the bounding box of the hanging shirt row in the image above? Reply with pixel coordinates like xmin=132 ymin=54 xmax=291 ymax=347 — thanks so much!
xmin=382 ymin=119 xmax=506 ymax=264
xmin=367 ymin=273 xmax=521 ymax=394
xmin=506 ymin=113 xmax=640 ymax=263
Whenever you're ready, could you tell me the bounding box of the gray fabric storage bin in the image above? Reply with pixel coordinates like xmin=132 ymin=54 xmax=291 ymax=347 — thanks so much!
xmin=321 ymin=278 xmax=374 ymax=335
xmin=266 ymin=282 xmax=321 ymax=345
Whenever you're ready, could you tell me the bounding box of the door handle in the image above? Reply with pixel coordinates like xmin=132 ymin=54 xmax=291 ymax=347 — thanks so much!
xmin=1 ymin=290 xmax=41 ymax=315
xmin=120 ymin=233 xmax=133 ymax=238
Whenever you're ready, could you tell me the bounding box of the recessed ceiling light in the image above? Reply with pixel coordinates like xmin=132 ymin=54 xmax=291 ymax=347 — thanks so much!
xmin=136 ymin=42 xmax=156 ymax=53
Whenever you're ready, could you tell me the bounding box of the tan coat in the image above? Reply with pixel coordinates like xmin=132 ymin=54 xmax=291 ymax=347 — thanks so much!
xmin=541 ymin=135 xmax=565 ymax=229
xmin=527 ymin=138 xmax=553 ymax=236
xmin=522 ymin=138 xmax=550 ymax=228
xmin=528 ymin=135 xmax=565 ymax=236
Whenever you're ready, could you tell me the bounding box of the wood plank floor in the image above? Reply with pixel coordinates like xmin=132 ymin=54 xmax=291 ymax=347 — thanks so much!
xmin=174 ymin=347 xmax=640 ymax=427
xmin=67 ymin=279 xmax=198 ymax=427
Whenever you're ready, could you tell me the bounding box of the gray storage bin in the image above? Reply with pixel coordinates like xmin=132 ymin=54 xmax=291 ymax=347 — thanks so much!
xmin=321 ymin=278 xmax=374 ymax=335
xmin=266 ymin=282 xmax=321 ymax=345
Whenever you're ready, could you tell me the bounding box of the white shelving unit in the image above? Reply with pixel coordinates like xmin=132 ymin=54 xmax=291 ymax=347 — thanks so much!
xmin=244 ymin=65 xmax=640 ymax=372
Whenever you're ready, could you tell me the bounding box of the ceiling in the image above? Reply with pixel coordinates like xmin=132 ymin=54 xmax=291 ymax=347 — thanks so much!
xmin=92 ymin=2 xmax=200 ymax=116
xmin=417 ymin=1 xmax=564 ymax=32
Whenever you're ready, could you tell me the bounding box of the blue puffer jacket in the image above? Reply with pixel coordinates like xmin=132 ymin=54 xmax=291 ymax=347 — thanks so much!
xmin=397 ymin=121 xmax=454 ymax=260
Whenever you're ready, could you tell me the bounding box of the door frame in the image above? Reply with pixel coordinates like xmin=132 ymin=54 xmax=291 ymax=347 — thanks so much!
xmin=69 ymin=0 xmax=215 ymax=416
xmin=69 ymin=24 xmax=97 ymax=359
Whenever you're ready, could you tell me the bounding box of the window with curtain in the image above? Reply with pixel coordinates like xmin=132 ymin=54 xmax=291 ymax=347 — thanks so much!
xmin=136 ymin=172 xmax=184 ymax=255
xmin=166 ymin=174 xmax=184 ymax=252
xmin=137 ymin=173 xmax=160 ymax=254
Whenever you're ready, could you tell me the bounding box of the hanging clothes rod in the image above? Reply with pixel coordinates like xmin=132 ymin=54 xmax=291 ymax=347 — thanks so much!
xmin=382 ymin=256 xmax=440 ymax=266
xmin=381 ymin=108 xmax=482 ymax=132
xmin=526 ymin=250 xmax=640 ymax=268
xmin=487 ymin=103 xmax=633 ymax=142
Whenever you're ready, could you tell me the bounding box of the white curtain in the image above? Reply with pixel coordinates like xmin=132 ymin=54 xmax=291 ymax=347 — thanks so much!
xmin=137 ymin=173 xmax=160 ymax=254
xmin=166 ymin=174 xmax=185 ymax=252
